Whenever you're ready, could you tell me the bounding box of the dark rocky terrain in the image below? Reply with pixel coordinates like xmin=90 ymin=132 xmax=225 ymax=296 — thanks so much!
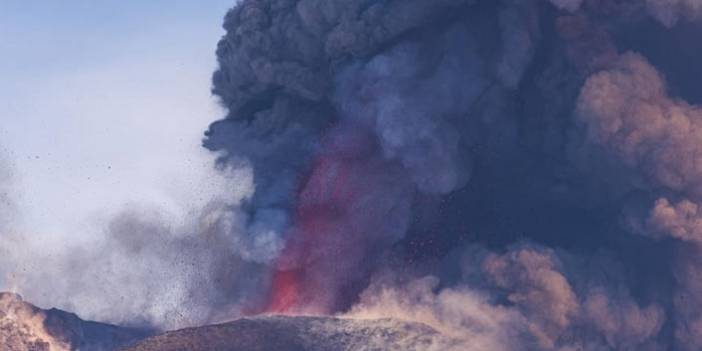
xmin=123 ymin=316 xmax=457 ymax=351
xmin=1 ymin=292 xmax=457 ymax=351
xmin=0 ymin=292 xmax=152 ymax=351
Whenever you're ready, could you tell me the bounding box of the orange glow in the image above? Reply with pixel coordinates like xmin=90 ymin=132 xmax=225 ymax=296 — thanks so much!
xmin=262 ymin=124 xmax=380 ymax=314
xmin=266 ymin=269 xmax=301 ymax=313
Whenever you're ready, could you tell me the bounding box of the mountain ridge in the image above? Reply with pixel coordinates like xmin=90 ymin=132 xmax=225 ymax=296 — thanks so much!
xmin=1 ymin=292 xmax=459 ymax=351
xmin=0 ymin=292 xmax=152 ymax=351
xmin=122 ymin=315 xmax=459 ymax=351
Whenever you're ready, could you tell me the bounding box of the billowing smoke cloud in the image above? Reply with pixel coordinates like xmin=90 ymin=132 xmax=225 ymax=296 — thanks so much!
xmin=346 ymin=276 xmax=527 ymax=351
xmin=6 ymin=0 xmax=702 ymax=349
xmin=645 ymin=0 xmax=702 ymax=27
xmin=549 ymin=0 xmax=702 ymax=27
xmin=576 ymin=52 xmax=702 ymax=197
xmin=207 ymin=0 xmax=542 ymax=314
xmin=0 ymin=164 xmax=276 ymax=330
xmin=200 ymin=0 xmax=702 ymax=349
xmin=575 ymin=53 xmax=702 ymax=247
xmin=348 ymin=245 xmax=666 ymax=351
xmin=574 ymin=50 xmax=702 ymax=350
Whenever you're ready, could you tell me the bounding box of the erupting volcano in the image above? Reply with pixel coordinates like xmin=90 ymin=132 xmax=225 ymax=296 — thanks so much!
xmin=7 ymin=0 xmax=702 ymax=350
xmin=265 ymin=123 xmax=412 ymax=314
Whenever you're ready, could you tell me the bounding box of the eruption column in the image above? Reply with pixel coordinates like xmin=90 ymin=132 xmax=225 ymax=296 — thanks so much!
xmin=265 ymin=123 xmax=413 ymax=314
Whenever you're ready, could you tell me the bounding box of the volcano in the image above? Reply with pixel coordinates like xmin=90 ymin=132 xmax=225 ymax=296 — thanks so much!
xmin=1 ymin=293 xmax=457 ymax=351
xmin=8 ymin=0 xmax=702 ymax=349
xmin=123 ymin=315 xmax=457 ymax=351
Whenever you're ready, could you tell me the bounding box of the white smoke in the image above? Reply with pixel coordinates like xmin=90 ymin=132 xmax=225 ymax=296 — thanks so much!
xmin=0 ymin=162 xmax=276 ymax=330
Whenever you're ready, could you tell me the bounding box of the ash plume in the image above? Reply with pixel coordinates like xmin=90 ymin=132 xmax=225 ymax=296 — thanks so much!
xmin=0 ymin=171 xmax=275 ymax=330
xmin=5 ymin=0 xmax=702 ymax=349
xmin=203 ymin=0 xmax=702 ymax=349
xmin=0 ymin=152 xmax=275 ymax=330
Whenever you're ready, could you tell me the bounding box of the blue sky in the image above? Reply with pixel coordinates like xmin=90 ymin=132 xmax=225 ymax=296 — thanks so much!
xmin=0 ymin=1 xmax=238 ymax=245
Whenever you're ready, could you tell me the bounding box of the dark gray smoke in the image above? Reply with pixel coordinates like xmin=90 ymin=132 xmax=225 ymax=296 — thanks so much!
xmin=5 ymin=0 xmax=702 ymax=348
xmin=201 ymin=0 xmax=702 ymax=350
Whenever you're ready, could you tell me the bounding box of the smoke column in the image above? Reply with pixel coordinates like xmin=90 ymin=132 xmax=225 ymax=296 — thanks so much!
xmin=201 ymin=0 xmax=702 ymax=349
xmin=265 ymin=123 xmax=413 ymax=313
xmin=6 ymin=0 xmax=702 ymax=349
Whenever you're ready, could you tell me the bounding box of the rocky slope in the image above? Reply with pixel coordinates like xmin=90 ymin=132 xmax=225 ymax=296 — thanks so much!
xmin=123 ymin=315 xmax=459 ymax=351
xmin=0 ymin=292 xmax=152 ymax=351
xmin=2 ymin=292 xmax=458 ymax=351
